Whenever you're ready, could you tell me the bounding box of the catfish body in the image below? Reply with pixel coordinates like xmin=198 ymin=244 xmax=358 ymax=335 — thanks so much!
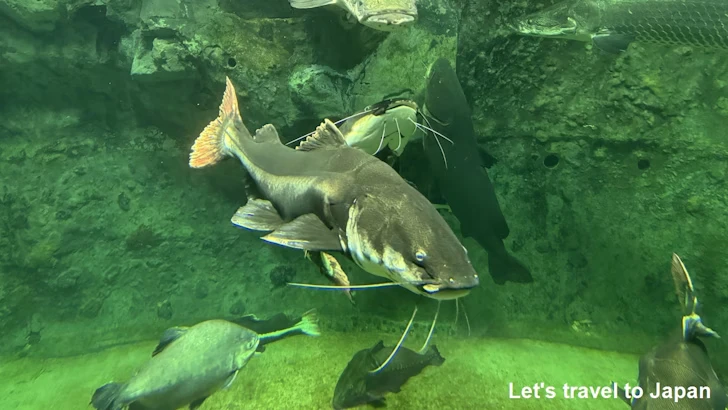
xmin=189 ymin=78 xmax=479 ymax=300
xmin=332 ymin=340 xmax=445 ymax=409
xmin=421 ymin=58 xmax=532 ymax=285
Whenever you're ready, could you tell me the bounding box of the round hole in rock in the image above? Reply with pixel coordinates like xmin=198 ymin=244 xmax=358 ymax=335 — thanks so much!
xmin=637 ymin=158 xmax=650 ymax=170
xmin=227 ymin=57 xmax=237 ymax=68
xmin=543 ymin=153 xmax=559 ymax=168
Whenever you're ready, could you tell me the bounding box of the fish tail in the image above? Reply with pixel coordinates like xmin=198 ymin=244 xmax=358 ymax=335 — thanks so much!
xmin=189 ymin=77 xmax=243 ymax=168
xmin=293 ymin=309 xmax=321 ymax=336
xmin=90 ymin=382 xmax=125 ymax=410
xmin=428 ymin=345 xmax=445 ymax=366
xmin=488 ymin=252 xmax=533 ymax=285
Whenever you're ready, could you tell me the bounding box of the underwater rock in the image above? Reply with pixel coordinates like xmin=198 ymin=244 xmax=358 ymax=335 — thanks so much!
xmin=131 ymin=38 xmax=197 ymax=82
xmin=229 ymin=300 xmax=246 ymax=316
xmin=268 ymin=265 xmax=296 ymax=290
xmin=157 ymin=299 xmax=173 ymax=320
xmin=0 ymin=0 xmax=63 ymax=32
xmin=288 ymin=65 xmax=353 ymax=120
xmin=194 ymin=281 xmax=209 ymax=299
xmin=117 ymin=192 xmax=131 ymax=212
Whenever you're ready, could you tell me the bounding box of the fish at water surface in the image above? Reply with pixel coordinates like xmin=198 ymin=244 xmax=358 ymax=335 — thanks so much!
xmin=332 ymin=340 xmax=445 ymax=409
xmin=289 ymin=0 xmax=418 ymax=31
xmin=189 ymin=77 xmax=479 ymax=300
xmin=513 ymin=0 xmax=728 ymax=53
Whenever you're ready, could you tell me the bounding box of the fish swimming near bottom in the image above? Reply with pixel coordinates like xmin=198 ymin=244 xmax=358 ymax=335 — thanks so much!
xmin=421 ymin=57 xmax=533 ymax=285
xmin=332 ymin=340 xmax=445 ymax=409
xmin=91 ymin=314 xmax=319 ymax=410
xmin=231 ymin=308 xmax=321 ymax=348
xmin=616 ymin=254 xmax=728 ymax=410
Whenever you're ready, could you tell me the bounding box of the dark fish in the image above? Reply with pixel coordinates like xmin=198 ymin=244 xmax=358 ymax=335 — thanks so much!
xmin=513 ymin=0 xmax=728 ymax=53
xmin=189 ymin=77 xmax=479 ymax=300
xmin=616 ymin=254 xmax=728 ymax=410
xmin=332 ymin=340 xmax=445 ymax=409
xmin=421 ymin=58 xmax=533 ymax=285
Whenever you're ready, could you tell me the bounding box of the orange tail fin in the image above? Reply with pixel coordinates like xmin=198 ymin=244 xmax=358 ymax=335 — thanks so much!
xmin=189 ymin=77 xmax=242 ymax=168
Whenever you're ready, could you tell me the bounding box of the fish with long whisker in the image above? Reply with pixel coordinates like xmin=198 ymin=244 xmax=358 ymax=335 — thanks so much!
xmin=189 ymin=77 xmax=479 ymax=301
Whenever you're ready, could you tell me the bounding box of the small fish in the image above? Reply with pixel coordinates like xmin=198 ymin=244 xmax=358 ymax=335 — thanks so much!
xmin=289 ymin=0 xmax=418 ymax=32
xmin=338 ymin=99 xmax=418 ymax=156
xmin=91 ymin=315 xmax=319 ymax=410
xmin=189 ymin=77 xmax=479 ymax=300
xmin=91 ymin=320 xmax=259 ymax=410
xmin=332 ymin=340 xmax=445 ymax=409
xmin=420 ymin=57 xmax=532 ymax=285
xmin=512 ymin=0 xmax=728 ymax=53
xmin=305 ymin=250 xmax=356 ymax=304
xmin=615 ymin=254 xmax=727 ymax=410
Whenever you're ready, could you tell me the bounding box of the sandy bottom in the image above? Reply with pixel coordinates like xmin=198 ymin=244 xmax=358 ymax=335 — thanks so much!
xmin=0 ymin=331 xmax=639 ymax=409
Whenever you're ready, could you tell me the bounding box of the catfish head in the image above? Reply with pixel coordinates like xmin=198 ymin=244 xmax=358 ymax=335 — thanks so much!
xmin=343 ymin=191 xmax=479 ymax=300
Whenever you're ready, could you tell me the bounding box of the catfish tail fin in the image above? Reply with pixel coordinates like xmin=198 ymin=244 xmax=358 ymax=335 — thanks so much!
xmin=189 ymin=77 xmax=244 ymax=168
xmin=488 ymin=252 xmax=533 ymax=285
xmin=90 ymin=382 xmax=125 ymax=410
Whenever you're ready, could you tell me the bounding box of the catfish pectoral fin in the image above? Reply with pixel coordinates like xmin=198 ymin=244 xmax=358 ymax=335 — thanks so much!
xmin=231 ymin=198 xmax=285 ymax=231
xmin=261 ymin=214 xmax=344 ymax=251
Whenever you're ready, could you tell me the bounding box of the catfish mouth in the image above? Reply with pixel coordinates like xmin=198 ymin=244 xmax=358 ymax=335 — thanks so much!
xmin=415 ymin=276 xmax=479 ymax=300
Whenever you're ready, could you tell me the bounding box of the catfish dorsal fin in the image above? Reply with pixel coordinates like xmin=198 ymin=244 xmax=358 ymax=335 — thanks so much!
xmin=152 ymin=326 xmax=189 ymax=356
xmin=254 ymin=124 xmax=282 ymax=144
xmin=297 ymin=119 xmax=347 ymax=151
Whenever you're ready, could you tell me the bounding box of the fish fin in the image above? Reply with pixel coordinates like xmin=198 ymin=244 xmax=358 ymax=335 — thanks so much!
xmin=295 ymin=309 xmax=321 ymax=336
xmin=253 ymin=124 xmax=282 ymax=144
xmin=488 ymin=250 xmax=533 ymax=285
xmin=151 ymin=326 xmax=189 ymax=356
xmin=478 ymin=146 xmax=497 ymax=168
xmin=222 ymin=370 xmax=238 ymax=389
xmin=189 ymin=77 xmax=242 ymax=168
xmin=428 ymin=345 xmax=445 ymax=366
xmin=431 ymin=203 xmax=451 ymax=213
xmin=368 ymin=396 xmax=387 ymax=407
xmin=289 ymin=0 xmax=338 ymax=9
xmin=592 ymin=33 xmax=633 ymax=54
xmin=231 ymin=198 xmax=285 ymax=231
xmin=670 ymin=253 xmax=695 ymax=314
xmin=189 ymin=396 xmax=208 ymax=410
xmin=614 ymin=383 xmax=630 ymax=405
xmin=90 ymin=382 xmax=125 ymax=410
xmin=261 ymin=213 xmax=344 ymax=251
xmin=683 ymin=313 xmax=720 ymax=341
xmin=297 ymin=119 xmax=347 ymax=151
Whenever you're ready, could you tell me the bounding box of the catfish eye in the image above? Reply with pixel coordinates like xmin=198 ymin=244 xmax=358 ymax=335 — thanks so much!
xmin=415 ymin=250 xmax=427 ymax=262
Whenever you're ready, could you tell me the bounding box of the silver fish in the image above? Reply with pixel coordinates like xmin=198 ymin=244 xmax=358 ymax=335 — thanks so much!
xmin=513 ymin=0 xmax=728 ymax=53
xmin=289 ymin=0 xmax=418 ymax=31
xmin=91 ymin=320 xmax=259 ymax=410
xmin=189 ymin=77 xmax=478 ymax=300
